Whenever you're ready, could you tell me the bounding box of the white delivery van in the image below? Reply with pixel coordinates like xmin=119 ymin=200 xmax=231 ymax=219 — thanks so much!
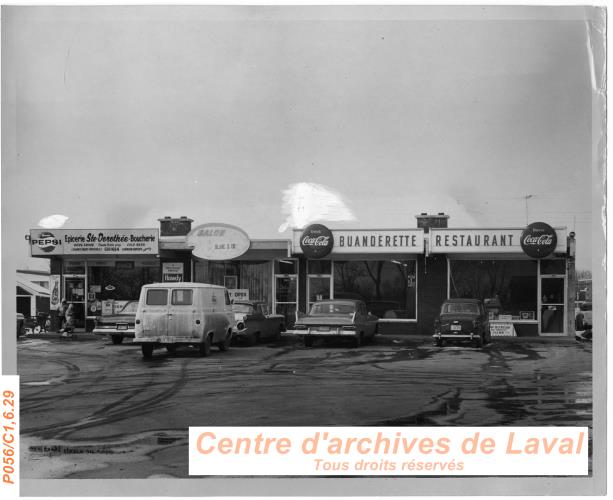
xmin=133 ymin=283 xmax=234 ymax=359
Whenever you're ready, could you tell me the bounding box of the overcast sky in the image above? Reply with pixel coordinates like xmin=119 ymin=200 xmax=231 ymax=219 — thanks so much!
xmin=2 ymin=6 xmax=602 ymax=272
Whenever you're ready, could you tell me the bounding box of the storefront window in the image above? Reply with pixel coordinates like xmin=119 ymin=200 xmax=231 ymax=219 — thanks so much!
xmin=540 ymin=259 xmax=566 ymax=275
xmin=274 ymin=259 xmax=297 ymax=274
xmin=88 ymin=265 xmax=160 ymax=302
xmin=308 ymin=260 xmax=331 ymax=274
xmin=333 ymin=260 xmax=417 ymax=319
xmin=449 ymin=260 xmax=538 ymax=319
xmin=194 ymin=260 xmax=272 ymax=303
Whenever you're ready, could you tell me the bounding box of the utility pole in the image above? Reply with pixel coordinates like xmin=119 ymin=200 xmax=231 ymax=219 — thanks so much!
xmin=524 ymin=194 xmax=533 ymax=224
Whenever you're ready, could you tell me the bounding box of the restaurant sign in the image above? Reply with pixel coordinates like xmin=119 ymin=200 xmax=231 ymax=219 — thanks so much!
xmin=29 ymin=229 xmax=159 ymax=256
xmin=429 ymin=227 xmax=566 ymax=254
xmin=187 ymin=223 xmax=250 ymax=261
xmin=294 ymin=228 xmax=424 ymax=255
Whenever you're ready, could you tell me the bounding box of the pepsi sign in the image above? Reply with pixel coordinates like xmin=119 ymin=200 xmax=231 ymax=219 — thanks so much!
xmin=30 ymin=231 xmax=62 ymax=253
xmin=520 ymin=222 xmax=557 ymax=258
xmin=300 ymin=224 xmax=334 ymax=259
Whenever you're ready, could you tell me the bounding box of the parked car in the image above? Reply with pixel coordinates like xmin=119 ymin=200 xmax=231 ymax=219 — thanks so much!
xmin=287 ymin=299 xmax=378 ymax=347
xmin=575 ymin=301 xmax=592 ymax=331
xmin=232 ymin=301 xmax=286 ymax=345
xmin=93 ymin=300 xmax=139 ymax=344
xmin=133 ymin=283 xmax=234 ymax=359
xmin=433 ymin=298 xmax=490 ymax=348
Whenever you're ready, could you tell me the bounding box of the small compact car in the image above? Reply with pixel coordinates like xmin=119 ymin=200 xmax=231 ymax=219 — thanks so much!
xmin=287 ymin=299 xmax=378 ymax=347
xmin=93 ymin=300 xmax=138 ymax=344
xmin=232 ymin=301 xmax=286 ymax=345
xmin=433 ymin=298 xmax=491 ymax=348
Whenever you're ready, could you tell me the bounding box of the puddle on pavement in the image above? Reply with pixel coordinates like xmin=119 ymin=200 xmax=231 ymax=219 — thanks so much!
xmin=23 ymin=429 xmax=187 ymax=479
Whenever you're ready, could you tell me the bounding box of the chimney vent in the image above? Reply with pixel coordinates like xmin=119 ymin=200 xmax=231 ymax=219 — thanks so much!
xmin=415 ymin=213 xmax=449 ymax=233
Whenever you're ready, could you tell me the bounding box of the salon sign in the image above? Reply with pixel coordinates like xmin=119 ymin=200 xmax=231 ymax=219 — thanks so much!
xmin=29 ymin=229 xmax=159 ymax=256
xmin=187 ymin=223 xmax=251 ymax=260
xmin=429 ymin=227 xmax=567 ymax=255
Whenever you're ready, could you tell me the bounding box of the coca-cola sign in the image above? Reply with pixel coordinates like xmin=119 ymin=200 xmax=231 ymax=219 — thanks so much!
xmin=300 ymin=224 xmax=334 ymax=259
xmin=520 ymin=222 xmax=557 ymax=258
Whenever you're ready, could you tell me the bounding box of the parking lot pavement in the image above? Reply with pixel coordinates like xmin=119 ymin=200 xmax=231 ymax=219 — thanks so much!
xmin=17 ymin=334 xmax=592 ymax=479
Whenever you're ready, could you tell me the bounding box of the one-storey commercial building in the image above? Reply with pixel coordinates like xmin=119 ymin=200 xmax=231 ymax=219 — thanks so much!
xmin=28 ymin=214 xmax=575 ymax=336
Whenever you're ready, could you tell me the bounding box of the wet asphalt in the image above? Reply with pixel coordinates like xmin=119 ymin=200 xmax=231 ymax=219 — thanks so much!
xmin=17 ymin=334 xmax=592 ymax=479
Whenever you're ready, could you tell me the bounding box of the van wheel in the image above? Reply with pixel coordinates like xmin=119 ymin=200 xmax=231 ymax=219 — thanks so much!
xmin=219 ymin=331 xmax=232 ymax=352
xmin=199 ymin=335 xmax=212 ymax=357
xmin=111 ymin=335 xmax=123 ymax=345
xmin=141 ymin=344 xmax=153 ymax=359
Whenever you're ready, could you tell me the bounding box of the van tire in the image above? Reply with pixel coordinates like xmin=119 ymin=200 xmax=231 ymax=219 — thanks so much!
xmin=219 ymin=330 xmax=232 ymax=352
xmin=141 ymin=344 xmax=153 ymax=359
xmin=199 ymin=335 xmax=212 ymax=357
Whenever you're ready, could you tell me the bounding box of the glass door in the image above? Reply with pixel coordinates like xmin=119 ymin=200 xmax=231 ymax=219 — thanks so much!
xmin=64 ymin=276 xmax=87 ymax=331
xmin=274 ymin=275 xmax=298 ymax=327
xmin=540 ymin=277 xmax=565 ymax=334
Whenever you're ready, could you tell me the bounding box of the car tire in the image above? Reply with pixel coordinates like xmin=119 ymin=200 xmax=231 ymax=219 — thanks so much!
xmin=435 ymin=338 xmax=443 ymax=347
xmin=352 ymin=333 xmax=362 ymax=348
xmin=111 ymin=335 xmax=123 ymax=345
xmin=219 ymin=330 xmax=232 ymax=352
xmin=473 ymin=335 xmax=483 ymax=348
xmin=199 ymin=335 xmax=212 ymax=357
xmin=141 ymin=344 xmax=154 ymax=359
xmin=166 ymin=345 xmax=177 ymax=355
xmin=274 ymin=325 xmax=284 ymax=341
xmin=304 ymin=336 xmax=314 ymax=348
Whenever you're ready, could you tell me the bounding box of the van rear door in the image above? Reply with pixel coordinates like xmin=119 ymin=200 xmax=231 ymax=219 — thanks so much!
xmin=169 ymin=288 xmax=197 ymax=338
xmin=142 ymin=288 xmax=169 ymax=337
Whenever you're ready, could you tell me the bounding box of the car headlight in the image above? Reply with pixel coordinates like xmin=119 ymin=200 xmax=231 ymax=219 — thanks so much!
xmin=236 ymin=321 xmax=245 ymax=331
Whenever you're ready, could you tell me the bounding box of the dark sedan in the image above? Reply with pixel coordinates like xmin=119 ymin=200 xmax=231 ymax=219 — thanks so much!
xmin=287 ymin=299 xmax=378 ymax=348
xmin=232 ymin=301 xmax=286 ymax=345
xmin=93 ymin=301 xmax=138 ymax=344
xmin=433 ymin=298 xmax=491 ymax=348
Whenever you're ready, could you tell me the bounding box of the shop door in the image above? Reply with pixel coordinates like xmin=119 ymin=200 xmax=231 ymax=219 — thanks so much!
xmin=274 ymin=275 xmax=298 ymax=327
xmin=540 ymin=277 xmax=565 ymax=334
xmin=307 ymin=276 xmax=331 ymax=310
xmin=64 ymin=277 xmax=86 ymax=331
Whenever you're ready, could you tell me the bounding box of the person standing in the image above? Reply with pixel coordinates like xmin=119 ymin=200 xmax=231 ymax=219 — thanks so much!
xmin=63 ymin=302 xmax=75 ymax=336
xmin=58 ymin=300 xmax=67 ymax=332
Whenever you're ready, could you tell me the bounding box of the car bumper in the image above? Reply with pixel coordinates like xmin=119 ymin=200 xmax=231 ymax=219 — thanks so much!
xmin=287 ymin=328 xmax=357 ymax=337
xmin=93 ymin=328 xmax=135 ymax=338
xmin=433 ymin=332 xmax=480 ymax=340
xmin=133 ymin=336 xmax=200 ymax=344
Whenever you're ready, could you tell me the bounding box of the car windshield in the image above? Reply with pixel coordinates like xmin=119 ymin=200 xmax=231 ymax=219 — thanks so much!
xmin=309 ymin=302 xmax=356 ymax=316
xmin=120 ymin=302 xmax=139 ymax=314
xmin=442 ymin=302 xmax=480 ymax=315
xmin=233 ymin=304 xmax=253 ymax=314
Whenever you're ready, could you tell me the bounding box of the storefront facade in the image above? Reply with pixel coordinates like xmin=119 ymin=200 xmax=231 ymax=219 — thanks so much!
xmin=28 ymin=214 xmax=575 ymax=336
xmin=291 ymin=216 xmax=574 ymax=337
